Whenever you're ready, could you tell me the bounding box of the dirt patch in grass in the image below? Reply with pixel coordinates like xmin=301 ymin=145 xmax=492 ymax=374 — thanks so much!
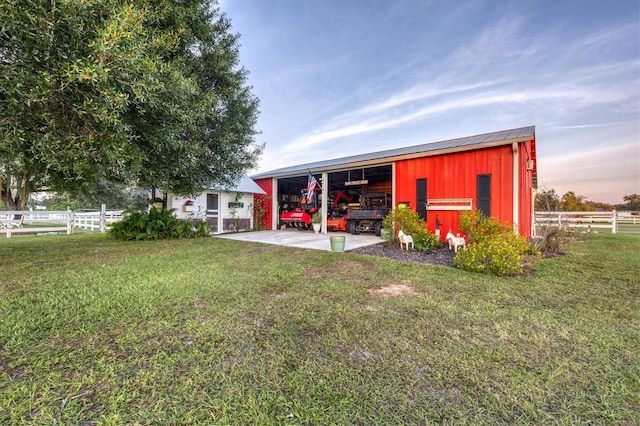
xmin=334 ymin=259 xmax=373 ymax=270
xmin=307 ymin=260 xmax=379 ymax=281
xmin=367 ymin=284 xmax=418 ymax=297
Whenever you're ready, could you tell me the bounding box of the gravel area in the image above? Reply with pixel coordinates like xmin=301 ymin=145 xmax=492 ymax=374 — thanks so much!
xmin=347 ymin=241 xmax=456 ymax=266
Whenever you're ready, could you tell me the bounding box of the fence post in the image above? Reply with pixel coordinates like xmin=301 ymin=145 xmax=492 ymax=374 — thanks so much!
xmin=67 ymin=208 xmax=73 ymax=234
xmin=100 ymin=204 xmax=107 ymax=233
xmin=612 ymin=210 xmax=617 ymax=234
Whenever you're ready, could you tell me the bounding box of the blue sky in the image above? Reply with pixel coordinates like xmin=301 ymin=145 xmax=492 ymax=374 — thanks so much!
xmin=220 ymin=0 xmax=639 ymax=204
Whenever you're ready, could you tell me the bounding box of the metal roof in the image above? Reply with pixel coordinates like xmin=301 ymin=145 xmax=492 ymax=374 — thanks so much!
xmin=252 ymin=126 xmax=535 ymax=179
xmin=213 ymin=175 xmax=266 ymax=194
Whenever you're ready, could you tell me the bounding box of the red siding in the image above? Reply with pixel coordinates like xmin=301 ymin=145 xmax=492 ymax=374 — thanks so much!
xmin=395 ymin=145 xmax=528 ymax=240
xmin=253 ymin=177 xmax=273 ymax=229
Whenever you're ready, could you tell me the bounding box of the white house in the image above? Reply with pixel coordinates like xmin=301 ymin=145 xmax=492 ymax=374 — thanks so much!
xmin=167 ymin=176 xmax=266 ymax=234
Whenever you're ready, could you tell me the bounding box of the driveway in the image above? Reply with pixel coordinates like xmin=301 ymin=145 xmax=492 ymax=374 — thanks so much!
xmin=214 ymin=229 xmax=383 ymax=251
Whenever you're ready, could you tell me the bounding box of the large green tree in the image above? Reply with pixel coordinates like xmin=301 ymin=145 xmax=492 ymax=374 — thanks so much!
xmin=1 ymin=0 xmax=262 ymax=209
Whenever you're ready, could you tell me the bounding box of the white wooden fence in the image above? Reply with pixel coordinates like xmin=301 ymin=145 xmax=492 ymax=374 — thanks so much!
xmin=534 ymin=211 xmax=640 ymax=234
xmin=73 ymin=209 xmax=125 ymax=231
xmin=0 ymin=205 xmax=124 ymax=238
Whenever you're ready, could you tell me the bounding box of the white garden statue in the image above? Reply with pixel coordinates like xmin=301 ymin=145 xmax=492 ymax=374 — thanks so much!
xmin=446 ymin=231 xmax=466 ymax=252
xmin=397 ymin=230 xmax=414 ymax=250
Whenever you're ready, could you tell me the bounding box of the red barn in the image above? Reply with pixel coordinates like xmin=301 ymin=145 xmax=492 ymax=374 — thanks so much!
xmin=252 ymin=126 xmax=537 ymax=240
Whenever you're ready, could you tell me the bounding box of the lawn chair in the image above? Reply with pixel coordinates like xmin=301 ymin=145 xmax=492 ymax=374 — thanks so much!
xmin=0 ymin=213 xmax=10 ymax=229
xmin=1 ymin=213 xmax=24 ymax=229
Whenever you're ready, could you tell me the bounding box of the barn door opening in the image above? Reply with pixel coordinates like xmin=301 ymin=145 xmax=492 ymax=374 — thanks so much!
xmin=477 ymin=174 xmax=491 ymax=217
xmin=206 ymin=193 xmax=219 ymax=232
xmin=416 ymin=178 xmax=427 ymax=221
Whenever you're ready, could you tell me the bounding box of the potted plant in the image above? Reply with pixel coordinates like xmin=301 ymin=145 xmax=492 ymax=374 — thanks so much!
xmin=311 ymin=211 xmax=322 ymax=233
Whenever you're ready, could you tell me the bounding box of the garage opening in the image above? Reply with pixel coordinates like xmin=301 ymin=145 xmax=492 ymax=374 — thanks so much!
xmin=276 ymin=164 xmax=392 ymax=231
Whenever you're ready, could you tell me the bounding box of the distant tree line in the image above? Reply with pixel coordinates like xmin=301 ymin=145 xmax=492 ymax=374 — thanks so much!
xmin=535 ymin=189 xmax=640 ymax=212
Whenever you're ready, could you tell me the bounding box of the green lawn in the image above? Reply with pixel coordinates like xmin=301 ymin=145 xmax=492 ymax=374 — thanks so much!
xmin=1 ymin=233 xmax=638 ymax=425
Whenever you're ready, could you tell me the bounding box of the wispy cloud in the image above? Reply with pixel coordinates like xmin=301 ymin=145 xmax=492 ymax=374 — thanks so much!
xmin=356 ymin=81 xmax=504 ymax=115
xmin=278 ymin=7 xmax=638 ymax=155
xmin=575 ymin=22 xmax=639 ymax=51
xmin=282 ymin=83 xmax=629 ymax=152
xmin=553 ymin=122 xmax=627 ymax=130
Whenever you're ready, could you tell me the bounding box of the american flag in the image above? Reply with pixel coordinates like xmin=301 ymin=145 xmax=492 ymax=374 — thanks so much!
xmin=306 ymin=172 xmax=318 ymax=204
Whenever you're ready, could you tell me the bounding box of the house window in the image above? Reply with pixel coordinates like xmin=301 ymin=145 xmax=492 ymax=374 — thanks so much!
xmin=477 ymin=174 xmax=491 ymax=217
xmin=228 ymin=202 xmax=244 ymax=209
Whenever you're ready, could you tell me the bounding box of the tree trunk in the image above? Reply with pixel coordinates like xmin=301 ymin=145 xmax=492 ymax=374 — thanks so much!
xmin=1 ymin=185 xmax=22 ymax=210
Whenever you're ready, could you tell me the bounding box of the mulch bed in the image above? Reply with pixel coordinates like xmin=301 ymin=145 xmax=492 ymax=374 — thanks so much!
xmin=349 ymin=240 xmax=544 ymax=276
xmin=347 ymin=241 xmax=456 ymax=266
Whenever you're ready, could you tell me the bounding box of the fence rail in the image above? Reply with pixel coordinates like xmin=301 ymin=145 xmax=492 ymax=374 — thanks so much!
xmin=73 ymin=210 xmax=125 ymax=231
xmin=0 ymin=206 xmax=124 ymax=238
xmin=534 ymin=211 xmax=640 ymax=234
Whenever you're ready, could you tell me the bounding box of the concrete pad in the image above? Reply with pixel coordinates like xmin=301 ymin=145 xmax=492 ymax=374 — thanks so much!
xmin=214 ymin=229 xmax=383 ymax=251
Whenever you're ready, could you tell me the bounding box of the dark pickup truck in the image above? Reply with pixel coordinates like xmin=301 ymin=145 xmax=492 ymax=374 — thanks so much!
xmin=345 ymin=192 xmax=390 ymax=236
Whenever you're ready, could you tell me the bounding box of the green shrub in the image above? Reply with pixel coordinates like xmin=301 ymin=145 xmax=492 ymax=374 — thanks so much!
xmin=382 ymin=207 xmax=441 ymax=251
xmin=454 ymin=210 xmax=536 ymax=276
xmin=530 ymin=225 xmax=572 ymax=255
xmin=109 ymin=207 xmax=210 ymax=240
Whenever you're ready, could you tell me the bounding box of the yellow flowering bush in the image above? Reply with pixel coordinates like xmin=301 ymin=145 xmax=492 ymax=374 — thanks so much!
xmin=454 ymin=210 xmax=536 ymax=276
